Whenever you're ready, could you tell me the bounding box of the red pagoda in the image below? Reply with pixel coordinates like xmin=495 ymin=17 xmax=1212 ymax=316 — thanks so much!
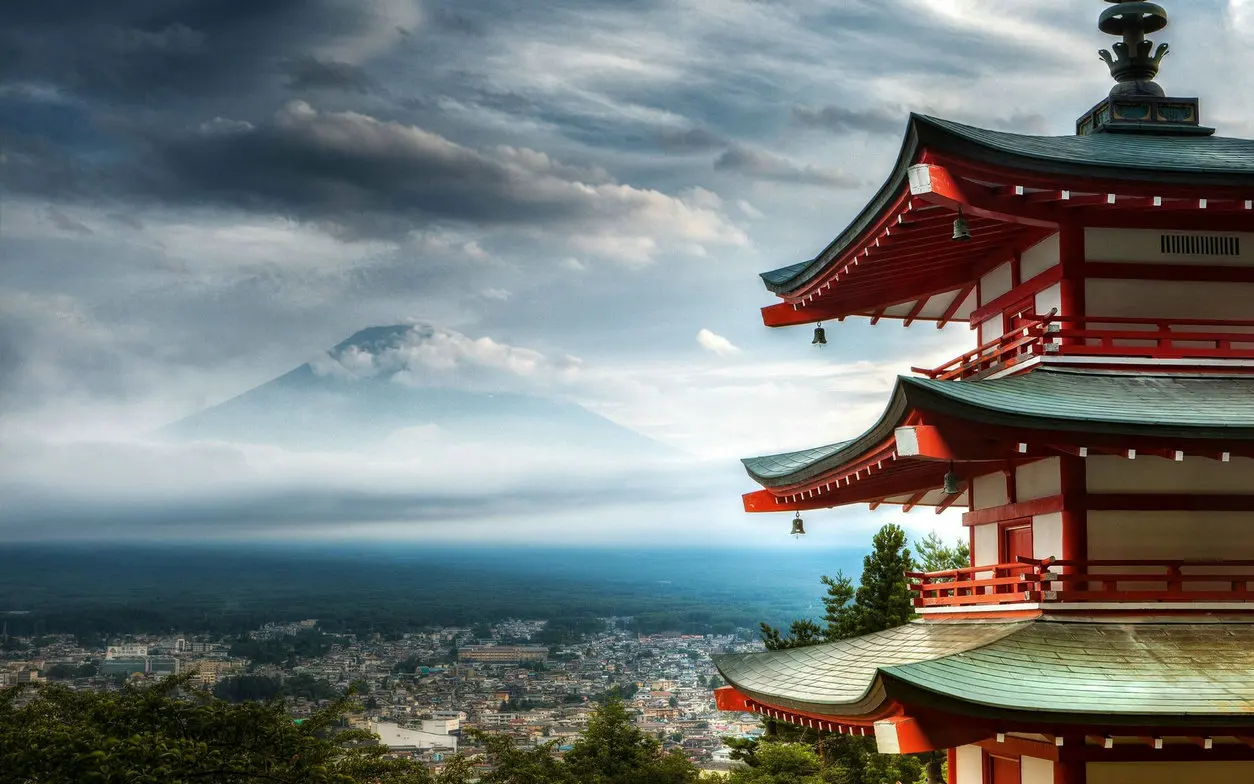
xmin=712 ymin=3 xmax=1254 ymax=783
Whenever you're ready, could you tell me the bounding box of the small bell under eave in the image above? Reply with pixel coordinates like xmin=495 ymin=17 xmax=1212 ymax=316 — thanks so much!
xmin=943 ymin=464 xmax=962 ymax=496
xmin=952 ymin=208 xmax=971 ymax=242
xmin=790 ymin=513 xmax=806 ymax=537
xmin=812 ymin=323 xmax=827 ymax=347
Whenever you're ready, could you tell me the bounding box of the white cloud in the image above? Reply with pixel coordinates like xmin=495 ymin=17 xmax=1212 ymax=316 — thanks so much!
xmin=696 ymin=329 xmax=741 ymax=357
xmin=310 ymin=323 xmax=583 ymax=388
xmin=480 ymin=288 xmax=512 ymax=301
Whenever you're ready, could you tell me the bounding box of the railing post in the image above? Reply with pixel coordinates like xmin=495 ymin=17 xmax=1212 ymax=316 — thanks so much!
xmin=1167 ymin=565 xmax=1183 ymax=596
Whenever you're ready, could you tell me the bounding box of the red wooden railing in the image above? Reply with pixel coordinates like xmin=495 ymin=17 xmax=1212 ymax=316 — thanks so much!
xmin=914 ymin=314 xmax=1254 ymax=381
xmin=909 ymin=558 xmax=1254 ymax=608
xmin=907 ymin=560 xmax=1048 ymax=607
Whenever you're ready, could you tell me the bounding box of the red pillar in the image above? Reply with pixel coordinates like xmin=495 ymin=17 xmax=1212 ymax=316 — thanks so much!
xmin=1054 ymin=759 xmax=1086 ymax=784
xmin=1057 ymin=221 xmax=1085 ymax=321
xmin=948 ymin=748 xmax=959 ymax=784
xmin=1060 ymin=456 xmax=1088 ymax=565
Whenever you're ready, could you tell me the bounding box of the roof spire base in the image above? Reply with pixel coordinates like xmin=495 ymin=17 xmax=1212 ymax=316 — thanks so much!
xmin=1075 ymin=95 xmax=1214 ymax=137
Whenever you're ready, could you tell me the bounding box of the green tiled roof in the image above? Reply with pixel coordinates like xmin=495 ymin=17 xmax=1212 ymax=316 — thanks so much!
xmin=713 ymin=621 xmax=1023 ymax=717
xmin=715 ymin=620 xmax=1254 ymax=725
xmin=761 ymin=114 xmax=1254 ymax=294
xmin=743 ymin=369 xmax=1254 ymax=488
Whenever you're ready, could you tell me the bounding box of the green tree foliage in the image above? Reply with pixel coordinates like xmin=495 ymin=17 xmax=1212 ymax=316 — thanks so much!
xmin=741 ymin=523 xmax=929 ymax=784
xmin=913 ymin=531 xmax=970 ymax=574
xmin=725 ymin=742 xmax=847 ymax=784
xmin=0 ymin=675 xmax=447 ymax=783
xmin=229 ymin=629 xmax=334 ymax=668
xmin=760 ymin=523 xmax=915 ymax=649
xmin=563 ymin=698 xmax=701 ymax=784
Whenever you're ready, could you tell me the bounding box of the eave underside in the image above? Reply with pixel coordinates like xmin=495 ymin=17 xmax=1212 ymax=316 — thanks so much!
xmin=742 ymin=368 xmax=1254 ymax=511
xmin=759 ymin=114 xmax=1254 ymax=327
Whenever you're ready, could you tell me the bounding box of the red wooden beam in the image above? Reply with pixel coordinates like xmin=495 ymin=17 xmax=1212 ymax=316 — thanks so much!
xmin=1086 ymin=261 xmax=1254 ymax=284
xmin=902 ymin=491 xmax=929 ymax=513
xmin=937 ymin=282 xmax=976 ymax=329
xmin=902 ymin=297 xmax=930 ymax=327
xmin=1085 ymin=494 xmax=1254 ymax=513
xmin=935 ymin=490 xmax=966 ymax=514
xmin=908 ymin=163 xmax=1060 ymax=229
xmin=967 ymin=266 xmax=1062 ymax=325
xmin=962 ymin=495 xmax=1065 ymax=526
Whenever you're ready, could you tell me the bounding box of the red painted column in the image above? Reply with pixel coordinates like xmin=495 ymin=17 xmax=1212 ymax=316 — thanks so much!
xmin=947 ymin=748 xmax=959 ymax=784
xmin=1054 ymin=759 xmax=1086 ymax=784
xmin=1059 ymin=456 xmax=1088 ymax=566
xmin=1057 ymin=221 xmax=1086 ymax=322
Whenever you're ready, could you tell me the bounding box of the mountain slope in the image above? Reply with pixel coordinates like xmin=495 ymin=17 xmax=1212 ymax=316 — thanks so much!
xmin=162 ymin=326 xmax=668 ymax=457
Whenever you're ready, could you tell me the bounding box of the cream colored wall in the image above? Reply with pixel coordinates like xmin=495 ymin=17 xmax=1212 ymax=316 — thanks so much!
xmin=1085 ymin=228 xmax=1254 ymax=265
xmin=1086 ymin=279 xmax=1254 ymax=323
xmin=972 ymin=472 xmax=1009 ymax=510
xmin=978 ymin=319 xmax=1001 ymax=345
xmin=1088 ymin=761 xmax=1254 ymax=784
xmin=1033 ymin=512 xmax=1062 ymax=561
xmin=1015 ymin=458 xmax=1060 ymax=501
xmin=954 ymin=745 xmax=984 ymax=784
xmin=1035 ymin=281 xmax=1061 ymax=317
xmin=973 ymin=523 xmax=999 ymax=566
xmin=1089 ymin=511 xmax=1254 ymax=560
xmin=1021 ymin=756 xmax=1054 ymax=784
xmin=981 ymin=261 xmax=1014 ymax=305
xmin=1021 ymin=234 xmax=1060 ymax=279
xmin=1087 ymin=455 xmax=1254 ymax=493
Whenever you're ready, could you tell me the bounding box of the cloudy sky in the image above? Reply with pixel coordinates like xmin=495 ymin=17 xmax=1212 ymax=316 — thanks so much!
xmin=1 ymin=0 xmax=1252 ymax=545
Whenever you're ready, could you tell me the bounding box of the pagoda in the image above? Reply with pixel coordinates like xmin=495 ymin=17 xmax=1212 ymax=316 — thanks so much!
xmin=712 ymin=3 xmax=1254 ymax=783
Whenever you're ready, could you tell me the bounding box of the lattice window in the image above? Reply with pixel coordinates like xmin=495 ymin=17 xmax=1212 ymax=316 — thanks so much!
xmin=1160 ymin=234 xmax=1241 ymax=256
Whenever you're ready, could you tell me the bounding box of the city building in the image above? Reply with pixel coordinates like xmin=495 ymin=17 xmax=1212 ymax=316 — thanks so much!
xmin=712 ymin=3 xmax=1254 ymax=784
xmin=458 ymin=646 xmax=548 ymax=665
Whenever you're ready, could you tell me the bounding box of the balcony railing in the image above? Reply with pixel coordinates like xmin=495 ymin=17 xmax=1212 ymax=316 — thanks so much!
xmin=914 ymin=313 xmax=1254 ymax=381
xmin=908 ymin=557 xmax=1254 ymax=609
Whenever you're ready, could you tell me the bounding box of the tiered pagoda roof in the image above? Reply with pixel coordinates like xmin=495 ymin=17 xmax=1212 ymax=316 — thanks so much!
xmin=742 ymin=369 xmax=1254 ymax=513
xmin=758 ymin=115 xmax=1254 ymax=330
xmin=714 ymin=619 xmax=1254 ymax=730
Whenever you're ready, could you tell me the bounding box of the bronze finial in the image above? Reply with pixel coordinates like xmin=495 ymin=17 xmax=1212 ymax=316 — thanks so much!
xmin=1097 ymin=1 xmax=1170 ymax=97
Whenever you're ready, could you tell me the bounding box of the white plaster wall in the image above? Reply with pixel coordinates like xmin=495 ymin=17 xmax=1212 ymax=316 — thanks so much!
xmin=1086 ymin=279 xmax=1254 ymax=325
xmin=1085 ymin=228 xmax=1254 ymax=265
xmin=973 ymin=523 xmax=999 ymax=566
xmin=955 ymin=744 xmax=984 ymax=784
xmin=981 ymin=261 xmax=1014 ymax=305
xmin=978 ymin=317 xmax=1003 ymax=345
xmin=1021 ymin=756 xmax=1054 ymax=784
xmin=1015 ymin=457 xmax=1061 ymax=501
xmin=1033 ymin=512 xmax=1062 ymax=561
xmin=1087 ymin=455 xmax=1254 ymax=493
xmin=1021 ymin=234 xmax=1060 ymax=279
xmin=972 ymin=472 xmax=1010 ymax=510
xmin=1088 ymin=761 xmax=1254 ymax=784
xmin=1035 ymin=281 xmax=1061 ymax=317
xmin=1088 ymin=511 xmax=1254 ymax=560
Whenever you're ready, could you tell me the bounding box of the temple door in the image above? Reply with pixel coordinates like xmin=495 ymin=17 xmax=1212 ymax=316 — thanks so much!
xmin=1001 ymin=525 xmax=1033 ymax=594
xmin=989 ymin=755 xmax=1021 ymax=784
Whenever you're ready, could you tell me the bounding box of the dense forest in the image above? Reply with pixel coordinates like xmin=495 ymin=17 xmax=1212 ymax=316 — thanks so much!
xmin=0 ymin=544 xmax=860 ymax=640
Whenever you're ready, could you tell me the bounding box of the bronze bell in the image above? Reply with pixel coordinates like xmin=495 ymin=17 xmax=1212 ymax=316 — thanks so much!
xmin=952 ymin=208 xmax=971 ymax=242
xmin=943 ymin=466 xmax=962 ymax=496
xmin=812 ymin=324 xmax=827 ymax=346
xmin=790 ymin=514 xmax=806 ymax=537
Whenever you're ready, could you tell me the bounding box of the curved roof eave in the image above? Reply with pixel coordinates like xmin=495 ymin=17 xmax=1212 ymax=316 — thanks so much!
xmin=741 ymin=383 xmax=910 ymax=488
xmin=761 ymin=114 xmax=1254 ymax=296
xmin=759 ymin=116 xmax=924 ymax=296
xmin=742 ymin=369 xmax=1254 ymax=490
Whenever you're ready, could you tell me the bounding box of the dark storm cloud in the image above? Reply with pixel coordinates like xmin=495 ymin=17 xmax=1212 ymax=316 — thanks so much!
xmin=714 ymin=144 xmax=861 ymax=188
xmin=141 ymin=101 xmax=638 ymax=234
xmin=657 ymin=127 xmax=727 ymax=152
xmin=792 ymin=104 xmax=904 ymax=135
xmin=284 ymin=57 xmax=377 ymax=93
